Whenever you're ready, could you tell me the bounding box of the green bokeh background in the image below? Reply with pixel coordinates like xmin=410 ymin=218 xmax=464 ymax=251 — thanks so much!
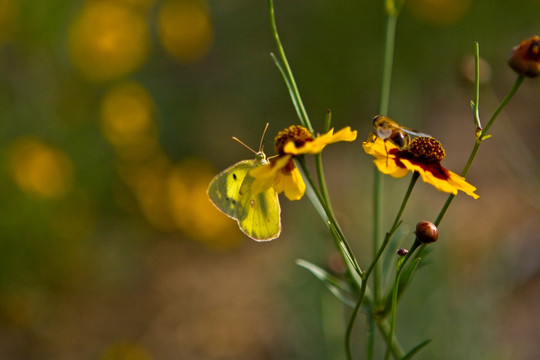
xmin=0 ymin=0 xmax=538 ymax=359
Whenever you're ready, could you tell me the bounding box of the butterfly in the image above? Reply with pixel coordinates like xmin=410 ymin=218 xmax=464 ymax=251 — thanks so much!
xmin=207 ymin=124 xmax=281 ymax=241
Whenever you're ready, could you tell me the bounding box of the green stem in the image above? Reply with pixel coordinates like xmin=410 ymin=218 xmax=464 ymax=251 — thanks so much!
xmin=315 ymin=153 xmax=335 ymax=217
xmin=346 ymin=172 xmax=418 ymax=359
xmin=407 ymin=75 xmax=526 ymax=310
xmin=369 ymin=172 xmax=419 ymax=281
xmin=480 ymin=75 xmax=525 ymax=139
xmin=268 ymin=0 xmax=313 ymax=133
xmin=384 ymin=257 xmax=406 ymax=360
xmin=296 ymin=159 xmax=363 ymax=283
xmin=435 ymin=74 xmax=525 ymax=225
xmin=345 ymin=298 xmax=363 ymax=360
xmin=377 ymin=319 xmax=406 ymax=359
xmin=374 ymin=10 xmax=399 ymax=307
xmin=367 ymin=310 xmax=375 ymax=360
xmin=379 ymin=15 xmax=398 ymax=116
xmin=472 ymin=42 xmax=482 ymax=132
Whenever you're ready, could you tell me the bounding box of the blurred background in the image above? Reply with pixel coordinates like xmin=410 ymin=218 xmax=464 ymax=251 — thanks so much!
xmin=0 ymin=0 xmax=538 ymax=359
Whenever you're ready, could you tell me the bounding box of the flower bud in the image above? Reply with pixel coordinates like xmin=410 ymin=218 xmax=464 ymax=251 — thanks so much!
xmin=508 ymin=35 xmax=540 ymax=78
xmin=415 ymin=221 xmax=438 ymax=244
xmin=397 ymin=248 xmax=409 ymax=256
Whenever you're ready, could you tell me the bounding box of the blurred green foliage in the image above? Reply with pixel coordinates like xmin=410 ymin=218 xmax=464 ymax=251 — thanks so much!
xmin=0 ymin=0 xmax=538 ymax=359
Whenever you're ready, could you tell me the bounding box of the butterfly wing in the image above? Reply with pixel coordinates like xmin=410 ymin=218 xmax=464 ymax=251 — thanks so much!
xmin=207 ymin=159 xmax=281 ymax=241
xmin=207 ymin=160 xmax=255 ymax=219
xmin=236 ymin=175 xmax=281 ymax=241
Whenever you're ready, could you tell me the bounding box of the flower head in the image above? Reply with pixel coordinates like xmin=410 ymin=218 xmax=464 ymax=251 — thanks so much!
xmin=363 ymin=136 xmax=479 ymax=199
xmin=251 ymin=125 xmax=357 ymax=201
xmin=508 ymin=35 xmax=540 ymax=78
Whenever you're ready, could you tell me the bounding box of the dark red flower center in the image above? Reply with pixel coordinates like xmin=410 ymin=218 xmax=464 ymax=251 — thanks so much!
xmin=390 ymin=137 xmax=450 ymax=180
xmin=274 ymin=125 xmax=313 ymax=156
xmin=408 ymin=137 xmax=446 ymax=162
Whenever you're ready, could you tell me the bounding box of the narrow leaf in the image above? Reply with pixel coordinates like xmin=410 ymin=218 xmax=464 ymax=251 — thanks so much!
xmin=296 ymin=259 xmax=356 ymax=307
xmin=402 ymin=339 xmax=432 ymax=360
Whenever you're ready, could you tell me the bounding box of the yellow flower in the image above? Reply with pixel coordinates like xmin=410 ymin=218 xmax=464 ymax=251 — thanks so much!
xmin=363 ymin=136 xmax=479 ymax=199
xmin=251 ymin=125 xmax=357 ymax=201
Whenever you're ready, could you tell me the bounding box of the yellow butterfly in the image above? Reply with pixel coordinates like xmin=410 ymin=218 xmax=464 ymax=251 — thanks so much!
xmin=207 ymin=124 xmax=281 ymax=241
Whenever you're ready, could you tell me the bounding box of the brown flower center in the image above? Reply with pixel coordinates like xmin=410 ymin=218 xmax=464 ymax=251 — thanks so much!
xmin=408 ymin=137 xmax=446 ymax=162
xmin=274 ymin=125 xmax=313 ymax=156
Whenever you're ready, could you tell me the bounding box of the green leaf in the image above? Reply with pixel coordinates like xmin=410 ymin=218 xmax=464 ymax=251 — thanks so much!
xmin=296 ymin=259 xmax=356 ymax=307
xmin=402 ymin=339 xmax=432 ymax=360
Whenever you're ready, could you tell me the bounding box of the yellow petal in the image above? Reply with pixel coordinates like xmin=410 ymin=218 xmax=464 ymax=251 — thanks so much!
xmin=446 ymin=171 xmax=479 ymax=199
xmin=362 ymin=137 xmax=398 ymax=157
xmin=274 ymin=163 xmax=305 ymax=200
xmin=373 ymin=157 xmax=409 ymax=178
xmin=285 ymin=127 xmax=358 ymax=155
xmin=363 ymin=139 xmax=408 ymax=177
xmin=400 ymin=159 xmax=479 ymax=199
xmin=250 ymin=155 xmax=291 ymax=194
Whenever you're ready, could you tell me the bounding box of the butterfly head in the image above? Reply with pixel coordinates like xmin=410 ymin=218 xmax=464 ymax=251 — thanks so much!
xmin=255 ymin=151 xmax=268 ymax=165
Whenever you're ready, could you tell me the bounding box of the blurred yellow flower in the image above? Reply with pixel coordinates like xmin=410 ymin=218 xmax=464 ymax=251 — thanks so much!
xmin=168 ymin=158 xmax=239 ymax=248
xmin=119 ymin=153 xmax=177 ymax=232
xmin=101 ymin=341 xmax=153 ymax=360
xmin=100 ymin=81 xmax=159 ymax=161
xmin=157 ymin=0 xmax=213 ymax=63
xmin=68 ymin=1 xmax=149 ymax=82
xmin=0 ymin=0 xmax=16 ymax=46
xmin=8 ymin=137 xmax=74 ymax=199
xmin=407 ymin=0 xmax=470 ymax=26
xmin=363 ymin=137 xmax=479 ymax=199
xmin=50 ymin=191 xmax=97 ymax=241
xmin=114 ymin=0 xmax=156 ymax=10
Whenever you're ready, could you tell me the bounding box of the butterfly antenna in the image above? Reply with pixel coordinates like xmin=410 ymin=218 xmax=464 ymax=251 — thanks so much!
xmin=258 ymin=123 xmax=270 ymax=153
xmin=232 ymin=136 xmax=257 ymax=155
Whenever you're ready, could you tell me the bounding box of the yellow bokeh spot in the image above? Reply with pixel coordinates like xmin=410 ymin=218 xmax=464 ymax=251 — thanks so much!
xmin=168 ymin=158 xmax=240 ymax=248
xmin=157 ymin=0 xmax=213 ymax=63
xmin=101 ymin=82 xmax=158 ymax=161
xmin=114 ymin=0 xmax=156 ymax=10
xmin=407 ymin=0 xmax=470 ymax=26
xmin=8 ymin=137 xmax=74 ymax=199
xmin=101 ymin=341 xmax=153 ymax=360
xmin=68 ymin=1 xmax=149 ymax=82
xmin=50 ymin=190 xmax=97 ymax=241
xmin=0 ymin=0 xmax=16 ymax=46
xmin=119 ymin=154 xmax=177 ymax=232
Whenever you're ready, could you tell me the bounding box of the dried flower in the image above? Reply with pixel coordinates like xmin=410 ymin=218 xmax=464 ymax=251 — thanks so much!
xmin=508 ymin=35 xmax=540 ymax=78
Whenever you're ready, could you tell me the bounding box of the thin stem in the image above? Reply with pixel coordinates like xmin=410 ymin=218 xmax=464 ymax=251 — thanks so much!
xmin=374 ymin=11 xmax=399 ymax=306
xmin=268 ymin=0 xmax=313 ymax=133
xmin=296 ymin=158 xmax=364 ymax=282
xmin=377 ymin=319 xmax=406 ymax=359
xmin=315 ymin=153 xmax=334 ymax=217
xmin=369 ymin=172 xmax=419 ymax=281
xmin=435 ymin=74 xmax=525 ymax=225
xmin=480 ymin=75 xmax=525 ymax=139
xmin=367 ymin=310 xmax=375 ymax=360
xmin=346 ymin=172 xmax=418 ymax=359
xmin=472 ymin=42 xmax=482 ymax=131
xmin=345 ymin=298 xmax=363 ymax=360
xmin=384 ymin=257 xmax=405 ymax=360
xmin=379 ymin=15 xmax=398 ymax=116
